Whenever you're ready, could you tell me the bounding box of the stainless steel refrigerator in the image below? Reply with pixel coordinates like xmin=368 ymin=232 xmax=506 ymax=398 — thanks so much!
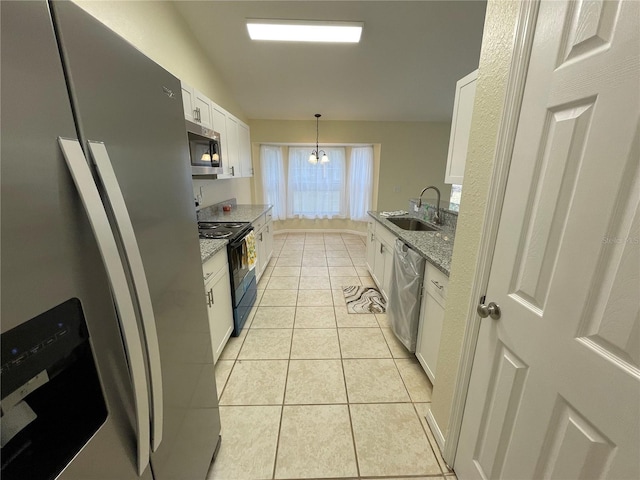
xmin=1 ymin=1 xmax=221 ymax=479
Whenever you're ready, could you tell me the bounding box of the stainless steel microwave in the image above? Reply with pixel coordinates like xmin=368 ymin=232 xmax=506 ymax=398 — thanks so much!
xmin=186 ymin=119 xmax=223 ymax=176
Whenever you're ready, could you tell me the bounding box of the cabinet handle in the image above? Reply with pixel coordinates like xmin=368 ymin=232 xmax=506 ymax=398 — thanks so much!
xmin=209 ymin=288 xmax=214 ymax=305
xmin=259 ymin=233 xmax=263 ymax=241
xmin=431 ymin=280 xmax=444 ymax=290
xmin=206 ymin=290 xmax=211 ymax=307
xmin=267 ymin=226 xmax=269 ymax=233
xmin=370 ymin=232 xmax=374 ymax=242
xmin=231 ymin=166 xmax=235 ymax=176
xmin=380 ymin=243 xmax=384 ymax=254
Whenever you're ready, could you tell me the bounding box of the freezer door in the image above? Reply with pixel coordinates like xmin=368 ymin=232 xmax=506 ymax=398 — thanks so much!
xmin=50 ymin=2 xmax=221 ymax=478
xmin=0 ymin=2 xmax=152 ymax=479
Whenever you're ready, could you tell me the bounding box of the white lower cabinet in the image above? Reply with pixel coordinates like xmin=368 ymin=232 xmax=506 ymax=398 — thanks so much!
xmin=253 ymin=210 xmax=274 ymax=283
xmin=367 ymin=220 xmax=396 ymax=300
xmin=416 ymin=262 xmax=449 ymax=383
xmin=366 ymin=221 xmax=376 ymax=272
xmin=263 ymin=215 xmax=273 ymax=266
xmin=203 ymin=249 xmax=233 ymax=364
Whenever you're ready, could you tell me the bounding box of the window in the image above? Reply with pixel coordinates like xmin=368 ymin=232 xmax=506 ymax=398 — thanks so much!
xmin=260 ymin=145 xmax=286 ymax=220
xmin=260 ymin=144 xmax=374 ymax=221
xmin=348 ymin=146 xmax=374 ymax=220
xmin=449 ymin=184 xmax=462 ymax=212
xmin=287 ymin=147 xmax=346 ymax=219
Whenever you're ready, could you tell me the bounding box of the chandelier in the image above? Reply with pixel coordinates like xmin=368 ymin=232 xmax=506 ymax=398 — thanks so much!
xmin=309 ymin=113 xmax=329 ymax=164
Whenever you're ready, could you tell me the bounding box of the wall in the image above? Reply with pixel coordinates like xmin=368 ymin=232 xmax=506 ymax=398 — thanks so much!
xmin=250 ymin=119 xmax=451 ymax=231
xmin=72 ymin=0 xmax=252 ymax=205
xmin=429 ymin=0 xmax=521 ymax=439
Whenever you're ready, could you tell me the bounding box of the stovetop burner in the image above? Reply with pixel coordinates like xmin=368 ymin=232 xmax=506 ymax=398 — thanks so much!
xmin=198 ymin=222 xmax=221 ymax=229
xmin=199 ymin=230 xmax=232 ymax=239
xmin=197 ymin=221 xmax=252 ymax=240
xmin=219 ymin=223 xmax=245 ymax=228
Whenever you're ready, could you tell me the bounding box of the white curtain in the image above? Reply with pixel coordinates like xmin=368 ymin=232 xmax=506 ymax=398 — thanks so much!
xmin=348 ymin=146 xmax=374 ymax=220
xmin=287 ymin=147 xmax=346 ymax=219
xmin=260 ymin=145 xmax=286 ymax=220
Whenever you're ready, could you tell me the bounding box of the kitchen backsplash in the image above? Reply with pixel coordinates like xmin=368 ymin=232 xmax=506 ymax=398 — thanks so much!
xmin=408 ymin=199 xmax=458 ymax=230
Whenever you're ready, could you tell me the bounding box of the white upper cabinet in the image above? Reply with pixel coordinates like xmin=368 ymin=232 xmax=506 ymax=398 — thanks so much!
xmin=444 ymin=69 xmax=477 ymax=185
xmin=220 ymin=115 xmax=239 ymax=178
xmin=181 ymin=83 xmax=196 ymax=123
xmin=238 ymin=122 xmax=253 ymax=177
xmin=181 ymin=81 xmax=213 ymax=129
xmin=180 ymin=80 xmax=252 ymax=178
xmin=193 ymin=90 xmax=213 ymax=129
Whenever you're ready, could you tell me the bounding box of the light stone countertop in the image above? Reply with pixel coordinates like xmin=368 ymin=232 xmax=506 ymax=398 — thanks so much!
xmin=197 ymin=204 xmax=273 ymax=224
xmin=368 ymin=211 xmax=455 ymax=276
xmin=197 ymin=204 xmax=273 ymax=264
xmin=199 ymin=239 xmax=228 ymax=264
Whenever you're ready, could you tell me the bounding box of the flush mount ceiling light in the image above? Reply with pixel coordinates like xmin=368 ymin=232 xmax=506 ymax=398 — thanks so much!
xmin=309 ymin=114 xmax=329 ymax=165
xmin=246 ymin=19 xmax=363 ymax=43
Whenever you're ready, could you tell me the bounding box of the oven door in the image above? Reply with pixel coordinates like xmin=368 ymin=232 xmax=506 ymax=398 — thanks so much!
xmin=228 ymin=229 xmax=257 ymax=335
xmin=228 ymin=229 xmax=254 ymax=298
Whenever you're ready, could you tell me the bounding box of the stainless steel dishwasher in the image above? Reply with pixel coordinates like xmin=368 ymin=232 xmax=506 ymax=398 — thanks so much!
xmin=387 ymin=239 xmax=426 ymax=352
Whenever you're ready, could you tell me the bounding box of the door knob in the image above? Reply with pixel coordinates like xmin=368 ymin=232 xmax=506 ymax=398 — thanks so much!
xmin=477 ymin=301 xmax=501 ymax=319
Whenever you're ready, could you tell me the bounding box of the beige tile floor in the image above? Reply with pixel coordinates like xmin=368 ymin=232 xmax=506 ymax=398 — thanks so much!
xmin=208 ymin=232 xmax=456 ymax=480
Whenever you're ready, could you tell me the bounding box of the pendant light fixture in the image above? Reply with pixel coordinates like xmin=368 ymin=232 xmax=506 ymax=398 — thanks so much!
xmin=309 ymin=114 xmax=329 ymax=164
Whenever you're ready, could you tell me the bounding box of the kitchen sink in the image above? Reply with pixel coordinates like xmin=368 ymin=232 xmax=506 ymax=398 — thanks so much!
xmin=387 ymin=217 xmax=440 ymax=232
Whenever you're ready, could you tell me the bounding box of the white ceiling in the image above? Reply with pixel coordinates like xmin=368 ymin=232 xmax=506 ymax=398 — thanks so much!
xmin=174 ymin=1 xmax=487 ymax=122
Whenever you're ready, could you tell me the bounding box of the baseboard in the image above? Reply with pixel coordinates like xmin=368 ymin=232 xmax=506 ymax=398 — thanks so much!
xmin=426 ymin=406 xmax=446 ymax=451
xmin=273 ymin=228 xmax=366 ymax=237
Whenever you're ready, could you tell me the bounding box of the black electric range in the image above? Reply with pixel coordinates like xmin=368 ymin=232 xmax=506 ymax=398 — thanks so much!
xmin=198 ymin=221 xmax=256 ymax=337
xmin=198 ymin=221 xmax=251 ymax=240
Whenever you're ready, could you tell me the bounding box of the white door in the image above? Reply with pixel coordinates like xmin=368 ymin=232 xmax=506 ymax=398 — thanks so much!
xmin=456 ymin=1 xmax=639 ymax=479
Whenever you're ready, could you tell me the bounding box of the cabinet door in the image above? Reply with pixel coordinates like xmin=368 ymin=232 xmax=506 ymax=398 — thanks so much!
xmin=211 ymin=105 xmax=228 ymax=172
xmin=206 ymin=268 xmax=234 ymax=364
xmin=264 ymin=220 xmax=273 ymax=265
xmin=381 ymin=240 xmax=394 ymax=300
xmin=215 ymin=112 xmax=238 ymax=179
xmin=255 ymin=226 xmax=266 ymax=282
xmin=181 ymin=82 xmax=196 ymax=123
xmin=366 ymin=222 xmax=376 ymax=273
xmin=416 ymin=291 xmax=445 ymax=383
xmin=444 ymin=69 xmax=478 ymax=185
xmin=194 ymin=89 xmax=213 ymax=129
xmin=225 ymin=115 xmax=239 ymax=177
xmin=372 ymin=239 xmax=385 ymax=289
xmin=237 ymin=122 xmax=253 ymax=177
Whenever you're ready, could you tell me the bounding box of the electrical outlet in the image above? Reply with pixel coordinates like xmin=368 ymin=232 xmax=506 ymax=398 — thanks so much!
xmin=413 ymin=204 xmax=419 ymax=212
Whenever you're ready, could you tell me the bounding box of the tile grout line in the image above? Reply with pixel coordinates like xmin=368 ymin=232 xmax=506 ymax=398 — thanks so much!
xmin=410 ymin=401 xmax=447 ymax=477
xmin=270 ymin=291 xmax=297 ymax=480
xmin=337 ymin=301 xmax=362 ymax=479
xmin=219 ymin=400 xmax=426 ymax=407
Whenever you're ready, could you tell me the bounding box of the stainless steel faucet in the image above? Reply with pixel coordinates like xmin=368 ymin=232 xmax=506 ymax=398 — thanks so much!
xmin=417 ymin=186 xmax=442 ymax=225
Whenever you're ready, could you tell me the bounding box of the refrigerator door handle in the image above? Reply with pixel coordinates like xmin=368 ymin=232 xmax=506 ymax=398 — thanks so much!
xmin=87 ymin=141 xmax=163 ymax=452
xmin=57 ymin=138 xmax=150 ymax=476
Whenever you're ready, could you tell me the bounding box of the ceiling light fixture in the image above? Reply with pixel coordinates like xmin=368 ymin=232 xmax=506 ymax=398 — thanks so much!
xmin=309 ymin=114 xmax=329 ymax=165
xmin=246 ymin=19 xmax=363 ymax=43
